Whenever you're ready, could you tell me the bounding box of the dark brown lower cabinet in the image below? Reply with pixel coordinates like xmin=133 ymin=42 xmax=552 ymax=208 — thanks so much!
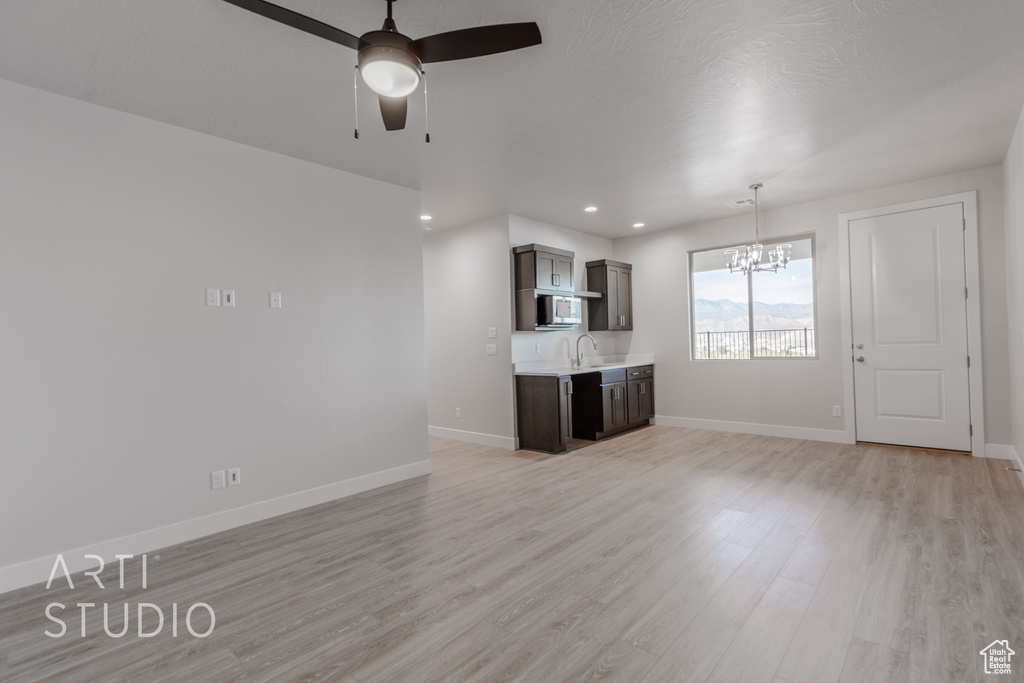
xmin=515 ymin=374 xmax=574 ymax=453
xmin=627 ymin=376 xmax=655 ymax=424
xmin=572 ymin=366 xmax=654 ymax=441
xmin=516 ymin=365 xmax=654 ymax=453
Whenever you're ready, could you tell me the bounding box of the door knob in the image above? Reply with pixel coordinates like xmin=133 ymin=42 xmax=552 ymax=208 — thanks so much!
xmin=856 ymin=356 xmax=865 ymax=363
xmin=856 ymin=343 xmax=864 ymax=349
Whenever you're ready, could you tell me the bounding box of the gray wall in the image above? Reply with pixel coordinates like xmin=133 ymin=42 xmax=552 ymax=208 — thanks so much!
xmin=1005 ymin=104 xmax=1024 ymax=462
xmin=0 ymin=79 xmax=428 ymax=586
xmin=423 ymin=215 xmax=515 ymax=445
xmin=613 ymin=166 xmax=1011 ymax=444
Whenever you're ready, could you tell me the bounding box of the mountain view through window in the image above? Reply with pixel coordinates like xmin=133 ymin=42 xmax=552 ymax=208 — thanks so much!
xmin=690 ymin=236 xmax=816 ymax=359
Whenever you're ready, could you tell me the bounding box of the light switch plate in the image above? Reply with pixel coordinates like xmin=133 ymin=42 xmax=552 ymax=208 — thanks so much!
xmin=222 ymin=290 xmax=235 ymax=307
xmin=488 ymin=327 xmax=497 ymax=339
xmin=228 ymin=467 xmax=241 ymax=486
xmin=486 ymin=344 xmax=497 ymax=356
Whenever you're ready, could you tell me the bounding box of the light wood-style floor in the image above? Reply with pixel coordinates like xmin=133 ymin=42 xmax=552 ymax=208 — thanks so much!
xmin=2 ymin=426 xmax=1023 ymax=682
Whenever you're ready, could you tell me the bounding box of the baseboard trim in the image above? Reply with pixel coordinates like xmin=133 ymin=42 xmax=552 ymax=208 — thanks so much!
xmin=655 ymin=415 xmax=848 ymax=444
xmin=983 ymin=444 xmax=1018 ymax=460
xmin=0 ymin=459 xmax=432 ymax=596
xmin=984 ymin=444 xmax=1024 ymax=486
xmin=428 ymin=426 xmax=516 ymax=450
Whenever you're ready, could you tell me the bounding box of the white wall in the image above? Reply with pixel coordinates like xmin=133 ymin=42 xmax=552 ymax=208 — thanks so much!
xmin=0 ymin=79 xmax=429 ymax=591
xmin=614 ymin=166 xmax=1011 ymax=443
xmin=1005 ymin=105 xmax=1024 ymax=462
xmin=509 ymin=215 xmax=621 ymax=366
xmin=423 ymin=216 xmax=515 ymax=447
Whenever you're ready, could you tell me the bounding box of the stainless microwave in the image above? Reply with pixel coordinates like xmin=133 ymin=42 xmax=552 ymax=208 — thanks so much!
xmin=539 ymin=295 xmax=582 ymax=328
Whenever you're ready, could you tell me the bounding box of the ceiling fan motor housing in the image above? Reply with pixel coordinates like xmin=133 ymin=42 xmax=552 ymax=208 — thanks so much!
xmin=358 ymin=31 xmax=422 ymax=98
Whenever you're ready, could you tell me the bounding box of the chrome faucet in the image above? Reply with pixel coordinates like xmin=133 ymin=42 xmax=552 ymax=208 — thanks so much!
xmin=576 ymin=334 xmax=598 ymax=368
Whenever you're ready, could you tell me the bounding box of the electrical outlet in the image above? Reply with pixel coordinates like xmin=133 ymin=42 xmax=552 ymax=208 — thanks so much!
xmin=228 ymin=467 xmax=241 ymax=486
xmin=269 ymin=292 xmax=282 ymax=309
xmin=456 ymin=407 xmax=461 ymax=418
xmin=222 ymin=290 xmax=235 ymax=307
xmin=486 ymin=344 xmax=497 ymax=356
xmin=206 ymin=289 xmax=221 ymax=307
xmin=211 ymin=470 xmax=226 ymax=490
xmin=832 ymin=405 xmax=842 ymax=417
xmin=488 ymin=327 xmax=497 ymax=339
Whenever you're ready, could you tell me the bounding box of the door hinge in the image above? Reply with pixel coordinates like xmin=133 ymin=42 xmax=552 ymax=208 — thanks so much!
xmin=970 ymin=424 xmax=973 ymax=436
xmin=965 ymin=287 xmax=968 ymax=299
xmin=967 ymin=356 xmax=971 ymax=367
xmin=963 ymin=218 xmax=966 ymax=230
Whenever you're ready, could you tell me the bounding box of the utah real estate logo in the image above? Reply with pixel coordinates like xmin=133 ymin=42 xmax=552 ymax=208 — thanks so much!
xmin=979 ymin=639 xmax=1015 ymax=675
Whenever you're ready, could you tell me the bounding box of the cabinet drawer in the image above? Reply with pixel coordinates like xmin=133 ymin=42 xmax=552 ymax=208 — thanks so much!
xmin=600 ymin=368 xmax=627 ymax=384
xmin=626 ymin=365 xmax=654 ymax=379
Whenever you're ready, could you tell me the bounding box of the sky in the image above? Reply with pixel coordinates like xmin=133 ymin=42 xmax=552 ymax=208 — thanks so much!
xmin=692 ymin=258 xmax=814 ymax=305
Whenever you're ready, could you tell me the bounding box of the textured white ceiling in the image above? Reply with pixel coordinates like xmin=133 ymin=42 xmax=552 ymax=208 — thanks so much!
xmin=2 ymin=0 xmax=1024 ymax=238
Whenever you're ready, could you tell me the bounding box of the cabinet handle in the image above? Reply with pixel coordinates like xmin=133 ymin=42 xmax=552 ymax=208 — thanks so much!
xmin=567 ymin=380 xmax=573 ymax=395
xmin=554 ymin=273 xmax=560 ymax=286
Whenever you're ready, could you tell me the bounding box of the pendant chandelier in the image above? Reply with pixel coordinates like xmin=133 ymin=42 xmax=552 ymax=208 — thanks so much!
xmin=725 ymin=184 xmax=791 ymax=274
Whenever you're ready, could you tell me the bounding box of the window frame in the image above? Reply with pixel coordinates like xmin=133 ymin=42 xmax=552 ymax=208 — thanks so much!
xmin=688 ymin=232 xmax=819 ymax=361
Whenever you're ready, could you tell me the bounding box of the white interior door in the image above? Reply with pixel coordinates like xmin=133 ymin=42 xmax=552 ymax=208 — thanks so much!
xmin=849 ymin=203 xmax=971 ymax=451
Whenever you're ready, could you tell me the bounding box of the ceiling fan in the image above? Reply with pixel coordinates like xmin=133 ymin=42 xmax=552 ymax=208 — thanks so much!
xmin=221 ymin=0 xmax=542 ymax=133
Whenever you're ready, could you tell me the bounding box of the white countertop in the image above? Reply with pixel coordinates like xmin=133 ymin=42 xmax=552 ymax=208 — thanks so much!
xmin=514 ymin=354 xmax=655 ymax=377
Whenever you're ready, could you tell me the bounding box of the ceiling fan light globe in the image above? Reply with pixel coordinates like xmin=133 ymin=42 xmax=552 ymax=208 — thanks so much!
xmin=361 ymin=60 xmax=419 ymax=97
xmin=359 ymin=45 xmax=421 ymax=98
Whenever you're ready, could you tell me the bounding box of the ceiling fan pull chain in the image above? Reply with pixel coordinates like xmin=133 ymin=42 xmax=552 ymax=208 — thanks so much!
xmin=423 ymin=70 xmax=430 ymax=143
xmin=353 ymin=66 xmax=360 ymax=139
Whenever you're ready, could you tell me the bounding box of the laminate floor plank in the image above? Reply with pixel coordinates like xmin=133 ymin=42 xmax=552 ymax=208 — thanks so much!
xmin=838 ymin=636 xmax=909 ymax=683
xmin=2 ymin=426 xmax=1022 ymax=682
xmin=638 ymin=614 xmax=738 ymax=683
xmin=703 ymin=576 xmax=817 ymax=683
xmin=775 ymin=555 xmax=872 ymax=683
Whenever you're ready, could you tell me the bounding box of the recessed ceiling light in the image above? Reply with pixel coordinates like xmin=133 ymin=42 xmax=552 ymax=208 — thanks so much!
xmin=584 ymin=206 xmax=598 ymax=213
xmin=423 ymin=225 xmax=433 ymax=231
xmin=420 ymin=215 xmax=432 ymax=221
xmin=633 ymin=223 xmax=645 ymax=229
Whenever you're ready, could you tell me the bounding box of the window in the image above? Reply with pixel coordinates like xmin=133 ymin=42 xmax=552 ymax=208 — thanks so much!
xmin=690 ymin=235 xmax=816 ymax=359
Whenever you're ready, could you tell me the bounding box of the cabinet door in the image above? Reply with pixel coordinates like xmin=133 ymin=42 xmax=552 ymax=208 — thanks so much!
xmin=606 ymin=267 xmax=621 ymax=329
xmin=559 ymin=376 xmax=574 ymax=446
xmin=617 ymin=268 xmax=632 ymax=330
xmin=628 ymin=378 xmax=654 ymax=423
xmin=536 ymin=251 xmax=557 ymax=290
xmin=627 ymin=381 xmax=642 ymax=423
xmin=639 ymin=377 xmax=654 ymax=419
xmin=602 ymin=382 xmax=627 ymax=430
xmin=555 ymin=255 xmax=574 ymax=292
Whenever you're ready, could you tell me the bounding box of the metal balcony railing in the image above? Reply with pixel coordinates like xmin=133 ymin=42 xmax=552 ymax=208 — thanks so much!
xmin=693 ymin=328 xmax=816 ymax=359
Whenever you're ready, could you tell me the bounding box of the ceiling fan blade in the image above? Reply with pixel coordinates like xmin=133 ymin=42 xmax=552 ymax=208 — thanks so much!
xmin=412 ymin=22 xmax=541 ymax=64
xmin=221 ymin=0 xmax=360 ymax=50
xmin=379 ymin=95 xmax=408 ymax=131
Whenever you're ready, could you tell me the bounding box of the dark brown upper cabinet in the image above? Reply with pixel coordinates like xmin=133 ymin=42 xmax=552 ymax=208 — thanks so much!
xmin=514 ymin=244 xmax=575 ymax=293
xmin=586 ymin=259 xmax=632 ymax=331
